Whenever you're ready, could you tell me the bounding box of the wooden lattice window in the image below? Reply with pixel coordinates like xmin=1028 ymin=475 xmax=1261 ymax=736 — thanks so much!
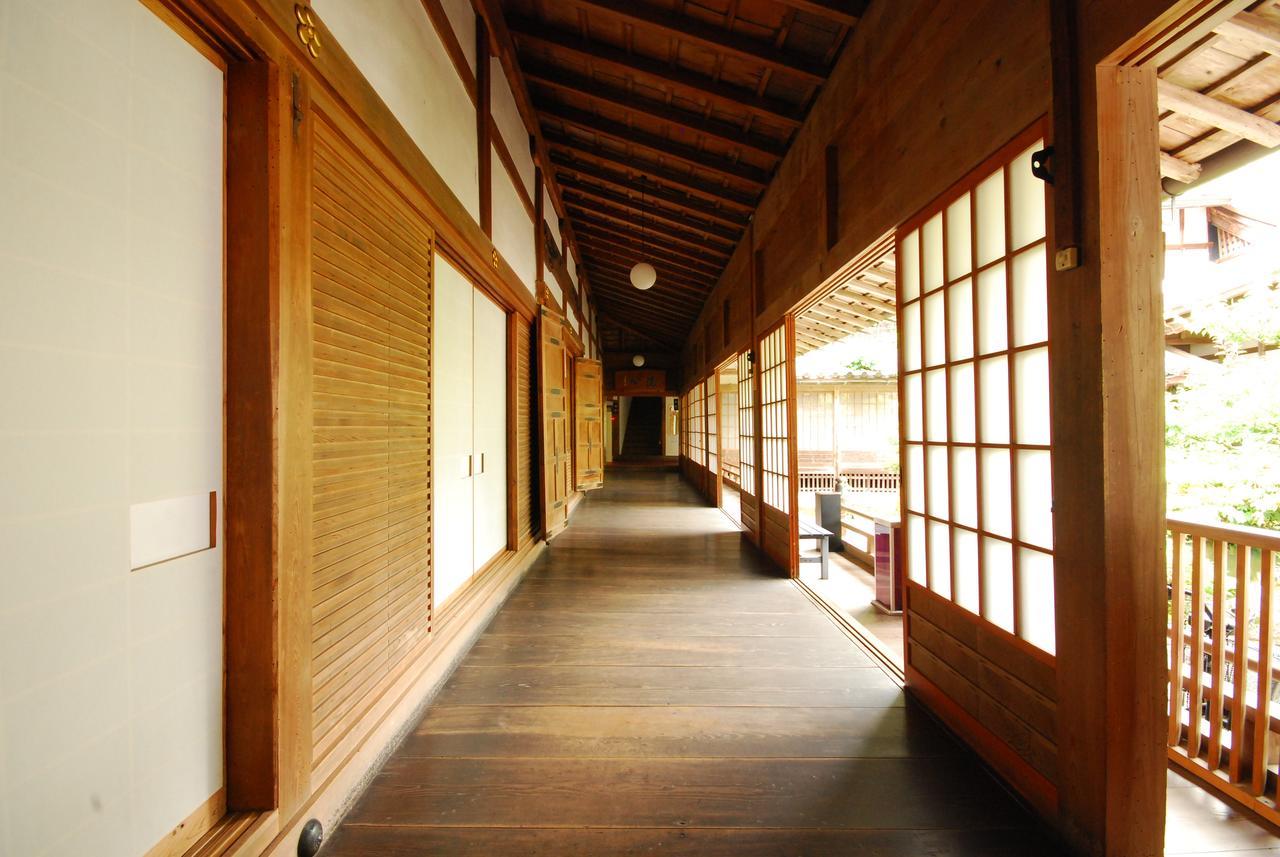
xmin=737 ymin=351 xmax=756 ymax=497
xmin=898 ymin=123 xmax=1056 ymax=654
xmin=760 ymin=324 xmax=790 ymax=513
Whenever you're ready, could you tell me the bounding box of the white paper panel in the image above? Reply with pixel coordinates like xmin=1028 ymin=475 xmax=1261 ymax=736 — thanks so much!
xmin=928 ymin=520 xmax=952 ymax=598
xmin=902 ymin=301 xmax=921 ymax=371
xmin=927 ymin=444 xmax=949 ymax=519
xmin=950 ymin=361 xmax=975 ymax=444
xmin=975 ymin=170 xmax=1005 ymax=267
xmin=908 ymin=513 xmax=927 ymax=584
xmin=899 ymin=229 xmax=920 ymax=302
xmin=1019 ymin=547 xmax=1056 ymax=653
xmin=904 ymin=372 xmax=922 ymax=441
xmin=954 ymin=528 xmax=979 ymax=614
xmin=925 ymin=368 xmax=947 ymax=442
xmin=1017 ymin=449 xmax=1054 ymax=549
xmin=924 ymin=291 xmax=946 ymax=367
xmin=906 ymin=444 xmax=925 ymax=513
xmin=980 ymin=447 xmax=1012 ymax=538
xmin=977 ymin=265 xmax=1007 ymax=355
xmin=1014 ymin=347 xmax=1051 ymax=445
xmin=952 ymin=446 xmax=977 ymax=529
xmin=983 ymin=537 xmax=1015 ymax=632
xmin=1012 ymin=244 xmax=1048 ymax=346
xmin=946 ymin=192 xmax=972 ymax=281
xmin=978 ymin=356 xmax=1009 ymax=443
xmin=129 ymin=492 xmax=214 ymax=570
xmin=948 ymin=279 xmax=973 ymax=360
xmin=922 ymin=213 xmax=943 ymax=293
xmin=1009 ymin=143 xmax=1046 ymax=251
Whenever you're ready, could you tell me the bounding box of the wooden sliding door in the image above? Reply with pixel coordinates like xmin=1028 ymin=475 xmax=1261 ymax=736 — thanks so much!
xmin=898 ymin=121 xmax=1058 ymax=803
xmin=310 ymin=109 xmax=433 ymax=778
xmin=538 ymin=304 xmax=572 ymax=538
xmin=737 ymin=349 xmax=759 ymax=542
xmin=759 ymin=321 xmax=796 ymax=572
xmin=574 ymin=358 xmax=604 ymax=491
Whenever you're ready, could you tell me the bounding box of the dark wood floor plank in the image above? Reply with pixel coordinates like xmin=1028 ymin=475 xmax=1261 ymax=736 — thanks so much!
xmin=321 ymin=470 xmax=1056 ymax=856
xmin=325 ymin=825 xmax=1065 ymax=856
xmin=464 ymin=633 xmax=875 ymax=668
xmin=399 ymin=703 xmax=963 ymax=759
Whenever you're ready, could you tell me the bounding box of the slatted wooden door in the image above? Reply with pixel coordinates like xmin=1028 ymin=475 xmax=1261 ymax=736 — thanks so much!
xmin=574 ymin=358 xmax=605 ymax=491
xmin=309 ymin=109 xmax=433 ymax=777
xmin=539 ymin=304 xmax=571 ymax=538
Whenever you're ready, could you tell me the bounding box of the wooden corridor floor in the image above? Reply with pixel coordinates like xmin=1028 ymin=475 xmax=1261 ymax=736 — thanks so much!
xmin=323 ymin=470 xmax=1063 ymax=856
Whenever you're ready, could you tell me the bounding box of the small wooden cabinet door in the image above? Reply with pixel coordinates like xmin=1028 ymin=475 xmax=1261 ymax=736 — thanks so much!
xmin=574 ymin=358 xmax=604 ymax=491
xmin=538 ymin=305 xmax=571 ymax=538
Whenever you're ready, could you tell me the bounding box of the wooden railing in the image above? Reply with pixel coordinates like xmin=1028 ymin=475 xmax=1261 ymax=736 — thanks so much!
xmin=838 ymin=500 xmax=881 ymax=566
xmin=722 ymin=460 xmax=741 ymax=489
xmin=1167 ymin=517 xmax=1280 ymax=825
xmin=798 ymin=469 xmax=900 ymax=494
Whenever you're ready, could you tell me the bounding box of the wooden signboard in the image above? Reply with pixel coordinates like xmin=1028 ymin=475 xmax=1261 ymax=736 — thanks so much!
xmin=615 ymin=368 xmax=667 ymax=395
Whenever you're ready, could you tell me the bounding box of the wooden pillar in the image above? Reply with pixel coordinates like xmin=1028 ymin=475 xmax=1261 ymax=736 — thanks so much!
xmin=476 ymin=15 xmax=491 ymax=237
xmin=1049 ymin=46 xmax=1167 ymax=857
xmin=534 ymin=157 xmax=545 ymax=288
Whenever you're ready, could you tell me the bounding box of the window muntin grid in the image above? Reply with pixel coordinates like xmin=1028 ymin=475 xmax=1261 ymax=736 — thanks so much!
xmin=737 ymin=350 xmax=756 ymax=497
xmin=707 ymin=375 xmax=718 ymax=475
xmin=899 ymin=132 xmax=1055 ymax=655
xmin=760 ymin=325 xmax=790 ymax=514
xmin=688 ymin=381 xmax=707 ymax=467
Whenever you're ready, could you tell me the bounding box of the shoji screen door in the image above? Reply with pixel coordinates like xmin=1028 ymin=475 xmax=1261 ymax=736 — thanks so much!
xmin=737 ymin=350 xmax=758 ymax=538
xmin=897 ymin=123 xmax=1055 ymax=654
xmin=706 ymin=374 xmax=719 ymax=495
xmin=759 ymin=321 xmax=795 ymax=570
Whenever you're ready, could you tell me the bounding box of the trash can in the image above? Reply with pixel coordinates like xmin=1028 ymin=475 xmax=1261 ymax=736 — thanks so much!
xmin=815 ymin=492 xmax=843 ymax=552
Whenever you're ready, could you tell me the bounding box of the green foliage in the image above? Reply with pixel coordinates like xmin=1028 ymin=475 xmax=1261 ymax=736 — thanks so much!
xmin=845 ymin=357 xmax=877 ymax=372
xmin=1167 ymin=288 xmax=1280 ymax=530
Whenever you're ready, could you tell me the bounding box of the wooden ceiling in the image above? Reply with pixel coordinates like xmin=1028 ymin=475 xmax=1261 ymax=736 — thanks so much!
xmin=498 ymin=0 xmax=864 ymax=352
xmin=1158 ymin=2 xmax=1280 ymax=185
xmin=794 ymin=248 xmax=895 ymax=355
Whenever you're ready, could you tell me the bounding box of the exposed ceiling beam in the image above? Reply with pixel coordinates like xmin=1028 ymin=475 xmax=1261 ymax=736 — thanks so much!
xmin=1157 ymin=78 xmax=1280 ymax=148
xmin=539 ymin=101 xmax=772 ymax=186
xmin=565 ymin=202 xmax=736 ymax=258
xmin=773 ymin=0 xmax=866 ymax=27
xmin=1160 ymin=151 xmax=1202 ymax=183
xmin=573 ymin=221 xmax=730 ymax=274
xmin=545 ymin=131 xmax=758 ymax=210
xmin=508 ymin=17 xmax=804 ymax=128
xmin=570 ymin=0 xmax=828 ymax=83
xmin=523 ymin=61 xmax=786 ymax=159
xmin=1214 ymin=11 xmax=1280 ymax=58
xmin=591 ymin=282 xmax=701 ymax=322
xmin=577 ymin=238 xmax=723 ymax=284
xmin=597 ymin=310 xmax=677 ymax=347
xmin=560 ymin=182 xmax=743 ymax=243
xmin=553 ymin=158 xmax=750 ymax=229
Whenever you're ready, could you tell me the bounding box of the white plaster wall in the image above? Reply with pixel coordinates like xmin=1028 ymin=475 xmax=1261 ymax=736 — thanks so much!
xmin=492 ymin=149 xmax=537 ymax=294
xmin=0 ymin=1 xmax=224 ymax=854
xmin=316 ymin=0 xmax=480 ymax=221
xmin=543 ymin=187 xmax=561 ymax=254
xmin=440 ymin=0 xmax=476 ymax=74
xmin=490 ymin=58 xmax=534 ymax=199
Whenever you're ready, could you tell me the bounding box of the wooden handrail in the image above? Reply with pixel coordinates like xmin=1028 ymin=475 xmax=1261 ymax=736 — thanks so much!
xmin=1167 ymin=516 xmax=1280 ymax=552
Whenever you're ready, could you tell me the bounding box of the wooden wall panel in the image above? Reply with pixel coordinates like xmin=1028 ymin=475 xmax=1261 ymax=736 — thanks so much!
xmin=517 ymin=319 xmax=535 ymax=545
xmin=538 ymin=305 xmax=571 ymax=539
xmin=309 ymin=112 xmax=434 ymax=774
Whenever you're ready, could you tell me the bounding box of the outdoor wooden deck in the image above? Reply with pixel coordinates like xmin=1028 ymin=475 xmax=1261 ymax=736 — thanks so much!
xmin=323 ymin=470 xmax=1061 ymax=855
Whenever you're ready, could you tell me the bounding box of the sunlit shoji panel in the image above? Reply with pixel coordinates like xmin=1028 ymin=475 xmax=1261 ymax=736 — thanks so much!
xmin=707 ymin=375 xmax=719 ymax=477
xmin=760 ymin=325 xmax=790 ymax=513
xmin=688 ymin=381 xmax=707 ymax=467
xmin=680 ymin=392 xmax=690 ymax=460
xmin=898 ymin=129 xmax=1055 ymax=655
xmin=738 ymin=351 xmax=756 ymax=497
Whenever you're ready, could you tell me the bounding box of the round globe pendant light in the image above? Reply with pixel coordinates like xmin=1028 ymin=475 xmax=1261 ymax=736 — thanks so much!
xmin=632 ymin=354 xmax=646 ymax=367
xmin=629 ymin=262 xmax=656 ymax=290
xmin=631 ymin=178 xmax=656 ymax=290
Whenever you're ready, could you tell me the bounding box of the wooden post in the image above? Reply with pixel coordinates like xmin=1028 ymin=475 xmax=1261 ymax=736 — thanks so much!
xmin=476 ymin=14 xmax=492 ymax=237
xmin=1049 ymin=58 xmax=1167 ymax=857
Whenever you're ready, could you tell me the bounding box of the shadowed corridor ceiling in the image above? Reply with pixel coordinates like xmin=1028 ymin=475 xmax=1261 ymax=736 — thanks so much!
xmin=497 ymin=0 xmax=866 ymax=353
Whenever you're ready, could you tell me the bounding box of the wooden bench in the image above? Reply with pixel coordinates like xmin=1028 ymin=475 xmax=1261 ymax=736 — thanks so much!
xmin=797 ymin=520 xmax=834 ymax=580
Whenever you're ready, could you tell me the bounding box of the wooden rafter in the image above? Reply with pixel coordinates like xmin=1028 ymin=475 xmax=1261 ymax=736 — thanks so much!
xmin=1158 ymin=78 xmax=1280 ymax=148
xmin=564 ymin=202 xmax=737 ymax=257
xmin=508 ymin=17 xmax=804 ymax=128
xmin=582 ymin=258 xmax=717 ymax=300
xmin=553 ymin=161 xmax=750 ymax=229
xmin=1160 ymin=151 xmax=1203 ymax=183
xmin=541 ymin=101 xmax=772 ymax=186
xmin=1215 ymin=11 xmax=1280 ymax=58
xmin=523 ymin=62 xmax=786 ymax=159
xmin=572 ymin=223 xmax=729 ymax=274
xmin=577 ymin=241 xmax=721 ymax=286
xmin=569 ymin=0 xmax=828 ymax=83
xmin=545 ymin=132 xmax=758 ymax=210
xmin=773 ymin=0 xmax=866 ymax=27
xmin=597 ymin=310 xmax=677 ymax=347
xmin=560 ymin=181 xmax=743 ymax=243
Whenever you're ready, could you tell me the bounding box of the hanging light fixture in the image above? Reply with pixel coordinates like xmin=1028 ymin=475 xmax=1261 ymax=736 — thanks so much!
xmin=632 ymin=354 xmax=646 ymax=367
xmin=630 ymin=177 xmax=657 ymax=290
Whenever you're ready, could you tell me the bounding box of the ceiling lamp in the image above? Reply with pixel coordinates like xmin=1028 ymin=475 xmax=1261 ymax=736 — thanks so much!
xmin=632 ymin=354 xmax=646 ymax=367
xmin=629 ymin=262 xmax=656 ymax=290
xmin=630 ymin=178 xmax=656 ymax=290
